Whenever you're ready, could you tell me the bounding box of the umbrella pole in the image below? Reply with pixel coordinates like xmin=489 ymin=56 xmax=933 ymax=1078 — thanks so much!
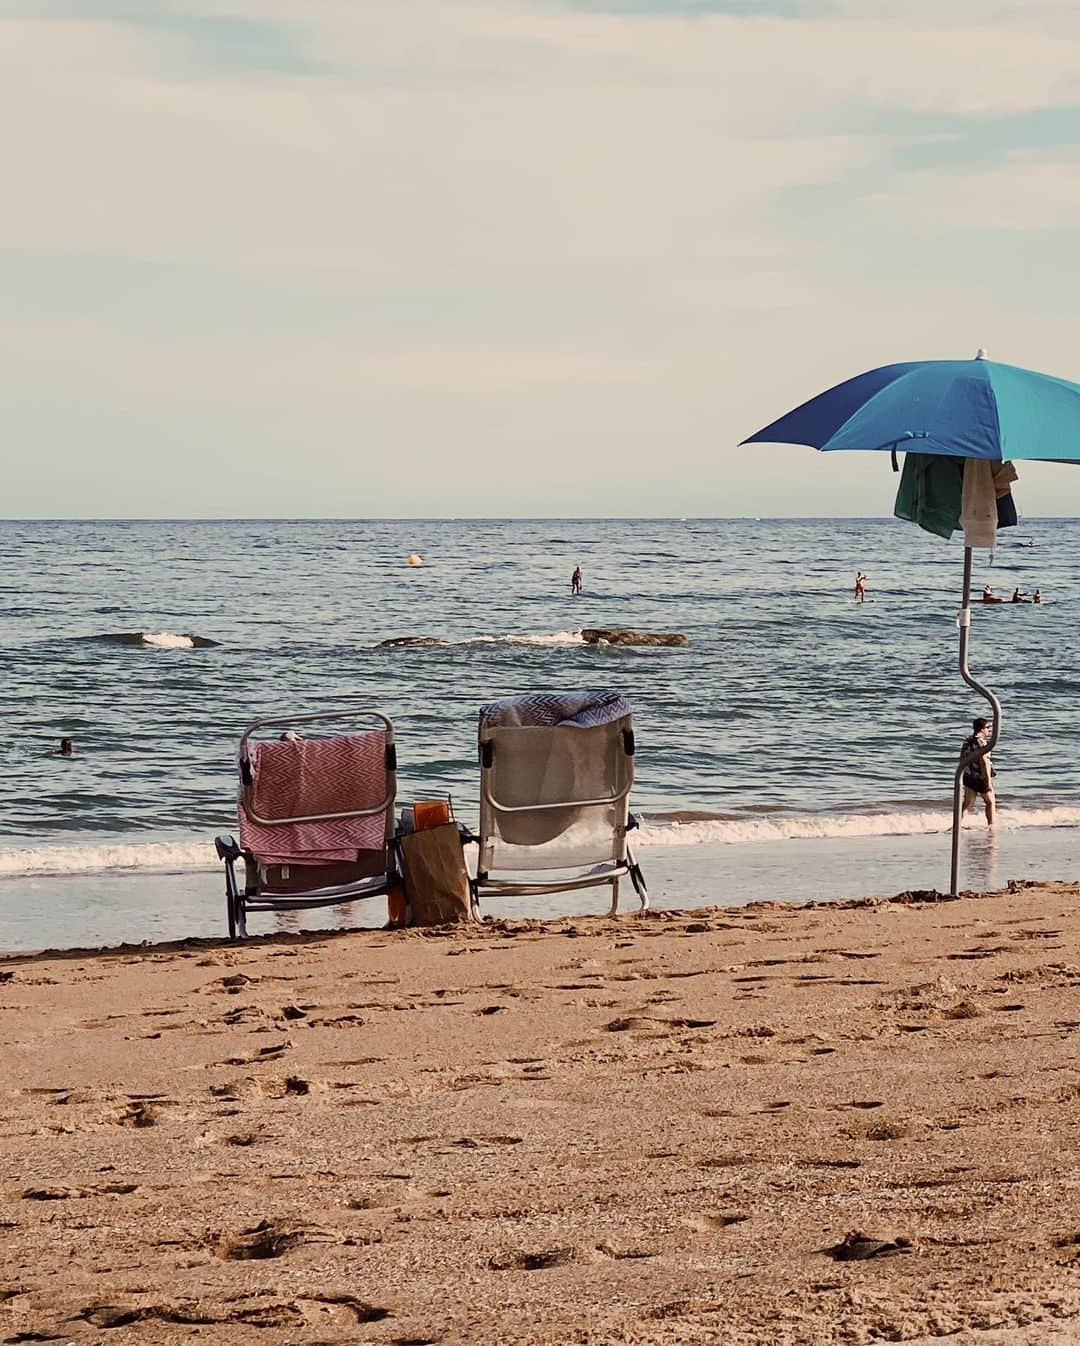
xmin=949 ymin=546 xmax=1002 ymax=895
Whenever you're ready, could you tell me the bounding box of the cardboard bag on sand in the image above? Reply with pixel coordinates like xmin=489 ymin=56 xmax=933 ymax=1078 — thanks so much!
xmin=400 ymin=823 xmax=473 ymax=925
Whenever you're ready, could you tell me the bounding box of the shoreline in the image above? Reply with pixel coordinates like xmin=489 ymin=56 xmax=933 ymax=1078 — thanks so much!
xmin=2 ymin=817 xmax=1079 ymax=953
xmin=0 ymin=884 xmax=986 ymax=967
xmin=0 ymin=877 xmax=1063 ymax=966
xmin=2 ymin=882 xmax=1078 ymax=1343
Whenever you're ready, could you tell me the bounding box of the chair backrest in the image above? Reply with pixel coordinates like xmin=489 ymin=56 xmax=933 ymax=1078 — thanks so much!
xmin=237 ymin=709 xmax=396 ymax=865
xmin=479 ymin=715 xmax=634 ymax=873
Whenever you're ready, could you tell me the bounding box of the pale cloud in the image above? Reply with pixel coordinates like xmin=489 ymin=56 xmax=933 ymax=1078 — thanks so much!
xmin=2 ymin=0 xmax=1080 ymax=516
xmin=0 ymin=12 xmax=875 ymax=276
xmin=864 ymin=157 xmax=1080 ymax=235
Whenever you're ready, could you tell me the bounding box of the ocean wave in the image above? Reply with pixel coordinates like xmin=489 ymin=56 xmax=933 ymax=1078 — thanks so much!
xmin=4 ymin=803 xmax=1080 ymax=880
xmin=0 ymin=841 xmax=217 ymax=879
xmin=384 ymin=630 xmax=686 ymax=649
xmin=82 ymin=631 xmax=220 ymax=649
xmin=637 ymin=805 xmax=1080 ymax=847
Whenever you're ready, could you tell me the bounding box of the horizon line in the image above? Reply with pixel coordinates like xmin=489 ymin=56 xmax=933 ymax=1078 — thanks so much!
xmin=0 ymin=514 xmax=1072 ymax=524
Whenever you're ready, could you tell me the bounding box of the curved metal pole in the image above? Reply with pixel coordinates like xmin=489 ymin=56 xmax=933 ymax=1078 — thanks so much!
xmin=950 ymin=546 xmax=1003 ymax=894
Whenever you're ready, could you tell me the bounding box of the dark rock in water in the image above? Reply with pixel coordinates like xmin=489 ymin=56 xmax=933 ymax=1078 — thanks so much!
xmin=378 ymin=636 xmax=443 ymax=648
xmin=580 ymin=628 xmax=689 ymax=648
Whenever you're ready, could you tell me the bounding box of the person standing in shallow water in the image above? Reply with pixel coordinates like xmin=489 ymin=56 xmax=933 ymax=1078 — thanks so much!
xmin=57 ymin=738 xmax=73 ymax=757
xmin=571 ymin=565 xmax=582 ymax=596
xmin=961 ymin=716 xmax=996 ymax=827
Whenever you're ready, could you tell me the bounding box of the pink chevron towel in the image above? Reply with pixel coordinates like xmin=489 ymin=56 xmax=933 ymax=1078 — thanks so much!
xmin=239 ymin=731 xmax=389 ymax=864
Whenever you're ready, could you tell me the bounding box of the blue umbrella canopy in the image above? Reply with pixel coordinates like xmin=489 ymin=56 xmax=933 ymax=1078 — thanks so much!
xmin=742 ymin=352 xmax=1080 ymax=462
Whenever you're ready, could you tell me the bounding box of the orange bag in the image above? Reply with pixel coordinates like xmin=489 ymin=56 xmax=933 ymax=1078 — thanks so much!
xmin=413 ymin=799 xmax=451 ymax=831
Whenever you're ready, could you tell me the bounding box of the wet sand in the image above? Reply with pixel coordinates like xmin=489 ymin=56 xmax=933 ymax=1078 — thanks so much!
xmin=1 ymin=882 xmax=1079 ymax=1344
xmin=7 ymin=820 xmax=1080 ymax=951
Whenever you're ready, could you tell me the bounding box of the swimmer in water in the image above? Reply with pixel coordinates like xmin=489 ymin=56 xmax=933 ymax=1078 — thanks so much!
xmin=854 ymin=571 xmax=867 ymax=603
xmin=58 ymin=737 xmax=73 ymax=757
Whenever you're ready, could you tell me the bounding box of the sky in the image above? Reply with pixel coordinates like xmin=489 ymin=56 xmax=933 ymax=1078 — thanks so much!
xmin=3 ymin=0 xmax=1080 ymax=518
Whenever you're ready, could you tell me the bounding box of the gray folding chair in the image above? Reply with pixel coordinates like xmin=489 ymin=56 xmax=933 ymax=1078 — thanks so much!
xmin=215 ymin=708 xmax=397 ymax=938
xmin=472 ymin=694 xmax=648 ymax=915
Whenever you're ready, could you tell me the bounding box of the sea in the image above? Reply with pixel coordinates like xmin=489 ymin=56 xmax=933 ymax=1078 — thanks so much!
xmin=3 ymin=517 xmax=1079 ymax=952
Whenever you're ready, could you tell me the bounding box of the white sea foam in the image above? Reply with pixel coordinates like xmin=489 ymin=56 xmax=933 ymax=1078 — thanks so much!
xmin=462 ymin=630 xmax=585 ymax=647
xmin=141 ymin=631 xmax=195 ymax=649
xmin=0 ymin=841 xmax=216 ymax=879
xmin=637 ymin=805 xmax=1080 ymax=848
xmin=381 ymin=630 xmax=682 ymax=649
xmin=3 ymin=804 xmax=1079 ymax=881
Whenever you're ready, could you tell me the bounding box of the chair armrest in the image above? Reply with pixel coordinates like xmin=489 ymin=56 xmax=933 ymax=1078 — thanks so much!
xmin=215 ymin=835 xmax=242 ymax=863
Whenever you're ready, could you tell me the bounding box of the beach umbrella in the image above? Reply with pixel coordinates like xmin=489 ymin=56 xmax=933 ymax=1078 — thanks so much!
xmin=742 ymin=349 xmax=1080 ymax=894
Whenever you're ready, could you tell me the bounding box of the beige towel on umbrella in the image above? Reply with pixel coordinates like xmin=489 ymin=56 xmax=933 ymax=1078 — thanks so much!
xmin=961 ymin=460 xmax=1019 ymax=549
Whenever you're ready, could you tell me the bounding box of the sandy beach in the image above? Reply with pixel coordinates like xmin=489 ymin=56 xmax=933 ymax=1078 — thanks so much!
xmin=2 ymin=883 xmax=1079 ymax=1345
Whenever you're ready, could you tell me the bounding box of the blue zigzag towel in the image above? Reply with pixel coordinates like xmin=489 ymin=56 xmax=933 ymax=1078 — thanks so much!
xmin=478 ymin=690 xmax=630 ymax=733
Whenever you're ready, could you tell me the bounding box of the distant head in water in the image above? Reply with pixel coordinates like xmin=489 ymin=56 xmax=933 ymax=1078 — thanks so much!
xmin=58 ymin=737 xmax=73 ymax=757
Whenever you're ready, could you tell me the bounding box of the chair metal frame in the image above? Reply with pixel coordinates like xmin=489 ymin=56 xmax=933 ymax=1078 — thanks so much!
xmin=215 ymin=707 xmax=397 ymax=938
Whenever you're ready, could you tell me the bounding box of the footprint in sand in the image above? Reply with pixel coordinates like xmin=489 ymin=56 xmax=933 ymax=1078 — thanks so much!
xmin=213 ymin=1220 xmax=306 ymax=1260
xmin=864 ymin=1119 xmax=928 ymax=1141
xmin=222 ymin=1040 xmax=290 ymax=1066
xmin=303 ymin=1294 xmax=391 ymax=1324
xmin=489 ymin=1247 xmax=576 ymax=1271
xmin=21 ymin=1182 xmax=138 ymax=1200
xmin=604 ymin=1015 xmax=715 ymax=1034
xmin=107 ymin=1100 xmax=159 ymax=1128
xmin=307 ymin=1013 xmax=366 ymax=1028
xmin=449 ymin=1135 xmax=523 ymax=1149
xmin=343 ymin=1194 xmax=388 ymax=1210
xmin=820 ymin=1231 xmax=912 ymax=1261
xmin=593 ymin=1242 xmax=655 ymax=1260
xmin=21 ymin=1087 xmax=71 ymax=1104
xmin=77 ymin=1297 xmax=354 ymax=1330
xmin=686 ymin=1212 xmax=749 ymax=1232
xmin=202 ymin=973 xmax=259 ymax=994
xmin=219 ymin=1005 xmax=265 ymax=1027
xmin=257 ymin=1075 xmax=310 ymax=1098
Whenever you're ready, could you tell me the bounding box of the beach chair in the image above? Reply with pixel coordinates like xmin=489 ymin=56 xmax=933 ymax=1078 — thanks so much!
xmin=214 ymin=709 xmax=397 ymax=938
xmin=472 ymin=691 xmax=648 ymax=916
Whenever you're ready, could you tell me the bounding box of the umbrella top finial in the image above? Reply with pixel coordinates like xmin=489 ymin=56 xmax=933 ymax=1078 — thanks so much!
xmin=975 ymin=347 xmax=989 ymax=360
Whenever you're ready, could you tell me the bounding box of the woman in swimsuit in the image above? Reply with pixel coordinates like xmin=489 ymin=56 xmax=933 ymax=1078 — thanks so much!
xmin=961 ymin=717 xmax=996 ymax=826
